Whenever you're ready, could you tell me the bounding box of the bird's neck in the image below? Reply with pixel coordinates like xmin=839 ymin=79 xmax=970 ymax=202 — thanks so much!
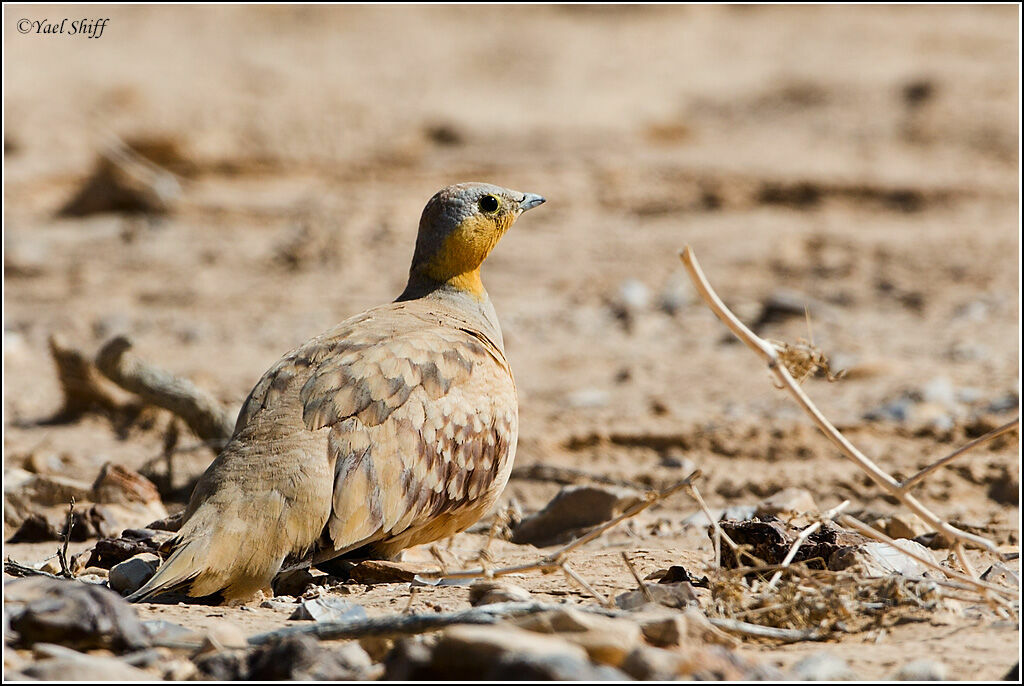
xmin=398 ymin=268 xmax=487 ymax=303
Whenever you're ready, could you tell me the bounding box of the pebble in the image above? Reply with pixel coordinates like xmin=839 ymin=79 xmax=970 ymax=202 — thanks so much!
xmin=513 ymin=607 xmax=642 ymax=666
xmin=755 ymin=487 xmax=818 ymax=518
xmin=289 ymin=596 xmax=367 ymax=622
xmin=511 ymin=484 xmax=644 ymax=547
xmin=893 ymin=658 xmax=947 ymax=681
xmin=6 ymin=577 xmax=150 ymax=652
xmin=108 ymin=553 xmax=160 ymax=595
xmin=468 ymin=580 xmax=533 ymax=606
xmin=19 ymin=653 xmax=154 ymax=681
xmin=790 ymin=652 xmax=856 ymax=680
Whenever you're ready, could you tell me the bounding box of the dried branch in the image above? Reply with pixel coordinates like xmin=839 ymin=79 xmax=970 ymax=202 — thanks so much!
xmin=899 ymin=417 xmax=1019 ymax=492
xmin=620 ymin=552 xmax=655 ymax=604
xmin=46 ymin=334 xmax=132 ymax=422
xmin=57 ymin=499 xmax=76 ymax=579
xmin=96 ymin=335 xmax=234 ymax=445
xmin=245 ymin=600 xmax=622 ymax=646
xmin=3 ymin=559 xmax=61 ymax=579
xmin=679 ymin=246 xmax=997 ymax=557
xmin=707 ymin=616 xmax=826 ymax=643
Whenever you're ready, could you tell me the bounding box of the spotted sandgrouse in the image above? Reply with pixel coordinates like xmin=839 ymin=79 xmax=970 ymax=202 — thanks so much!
xmin=129 ymin=183 xmax=545 ymax=602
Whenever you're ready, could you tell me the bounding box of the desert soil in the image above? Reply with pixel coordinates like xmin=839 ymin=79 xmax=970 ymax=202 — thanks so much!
xmin=3 ymin=4 xmax=1020 ymax=680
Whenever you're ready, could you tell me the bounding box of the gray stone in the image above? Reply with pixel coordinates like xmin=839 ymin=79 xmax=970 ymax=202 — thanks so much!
xmin=468 ymin=580 xmax=533 ymax=606
xmin=108 ymin=553 xmax=160 ymax=595
xmin=6 ymin=577 xmax=149 ymax=652
xmin=894 ymin=658 xmax=947 ymax=681
xmin=20 ymin=654 xmax=155 ymax=681
xmin=511 ymin=484 xmax=644 ymax=547
xmin=615 ymin=582 xmax=698 ymax=610
xmin=289 ymin=596 xmax=367 ymax=622
xmin=791 ymin=652 xmax=856 ymax=680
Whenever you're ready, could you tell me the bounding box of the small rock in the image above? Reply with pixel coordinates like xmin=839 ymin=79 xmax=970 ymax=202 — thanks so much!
xmin=683 ymin=504 xmax=756 ymax=527
xmin=20 ymin=654 xmax=154 ymax=681
xmin=423 ymin=624 xmax=623 ymax=680
xmin=621 ymin=644 xmax=688 ymax=680
xmin=921 ymin=377 xmax=956 ymax=409
xmin=91 ymin=463 xmax=162 ymax=507
xmin=289 ymin=596 xmax=367 ymax=622
xmin=618 ymin=647 xmax=684 ymax=683
xmin=885 ymin=513 xmax=931 ymax=540
xmin=511 ymin=484 xmax=644 ymax=547
xmin=638 ymin=614 xmax=687 ymax=647
xmin=5 ymin=473 xmax=93 ymax=510
xmin=199 ymin=620 xmax=248 ymax=651
xmin=58 ymin=152 xmax=179 ymax=217
xmin=36 ymin=558 xmax=63 ymax=575
xmin=658 ymin=271 xmax=694 ymax=316
xmin=87 ymin=528 xmax=174 ymax=569
xmin=980 ymin=563 xmax=1019 ymax=587
xmin=864 ymin=397 xmax=914 ymax=423
xmin=566 ymin=388 xmax=611 ymax=409
xmin=108 ymin=553 xmax=160 ymax=595
xmin=142 ymin=619 xmax=195 ymax=644
xmin=615 ymin=582 xmax=698 ymax=610
xmin=513 ymin=607 xmax=642 ymax=666
xmin=791 ymin=652 xmax=856 ymax=680
xmin=618 ymin=279 xmax=651 ymax=311
xmin=246 ymin=635 xmax=375 ymax=680
xmin=162 ymin=658 xmax=200 ymax=681
xmin=468 ymin=580 xmax=533 ymax=606
xmin=755 ymin=487 xmax=818 ymax=519
xmin=831 ymin=539 xmax=936 ymax=577
xmin=658 ymin=450 xmax=695 ymax=471
xmin=894 ymin=658 xmax=947 ymax=681
xmin=260 ymin=597 xmax=300 ymax=612
xmin=5 ymin=577 xmax=149 ymax=652
xmin=348 ymin=560 xmax=437 ymax=584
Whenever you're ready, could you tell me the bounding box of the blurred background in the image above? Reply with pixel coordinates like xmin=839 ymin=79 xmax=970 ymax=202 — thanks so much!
xmin=4 ymin=5 xmax=1019 ymax=527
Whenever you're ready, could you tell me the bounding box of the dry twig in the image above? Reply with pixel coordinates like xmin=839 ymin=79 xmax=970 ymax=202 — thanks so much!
xmin=56 ymin=499 xmax=76 ymax=579
xmin=96 ymin=335 xmax=234 ymax=445
xmin=679 ymin=246 xmax=998 ymax=562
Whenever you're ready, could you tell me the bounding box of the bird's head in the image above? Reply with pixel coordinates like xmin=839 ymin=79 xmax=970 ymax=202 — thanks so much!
xmin=406 ymin=182 xmax=545 ymax=300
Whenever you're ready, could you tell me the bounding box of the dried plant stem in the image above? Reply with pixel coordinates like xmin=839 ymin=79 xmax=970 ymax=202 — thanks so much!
xmin=96 ymin=335 xmax=234 ymax=445
xmin=57 ymin=499 xmax=76 ymax=579
xmin=562 ymin=562 xmax=612 ymax=607
xmin=685 ymin=482 xmax=738 ymax=566
xmin=621 ymin=552 xmax=655 ymax=603
xmin=679 ymin=246 xmax=996 ymax=555
xmin=706 ymin=617 xmax=825 ymax=643
xmin=899 ymin=418 xmax=1019 ymax=492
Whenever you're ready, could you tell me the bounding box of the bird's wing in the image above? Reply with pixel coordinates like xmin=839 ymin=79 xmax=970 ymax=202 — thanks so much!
xmin=236 ymin=307 xmax=518 ymax=557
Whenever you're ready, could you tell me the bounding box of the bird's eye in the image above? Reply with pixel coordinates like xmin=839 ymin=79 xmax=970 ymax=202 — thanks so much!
xmin=478 ymin=194 xmax=500 ymax=213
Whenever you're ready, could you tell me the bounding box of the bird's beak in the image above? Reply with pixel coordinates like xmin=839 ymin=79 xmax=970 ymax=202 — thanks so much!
xmin=519 ymin=193 xmax=546 ymax=212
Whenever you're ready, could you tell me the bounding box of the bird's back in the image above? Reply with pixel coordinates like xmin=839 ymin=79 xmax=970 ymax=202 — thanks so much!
xmin=130 ymin=295 xmax=518 ymax=602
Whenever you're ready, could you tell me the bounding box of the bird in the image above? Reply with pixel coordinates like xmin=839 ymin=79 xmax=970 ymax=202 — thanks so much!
xmin=128 ymin=182 xmax=545 ymax=603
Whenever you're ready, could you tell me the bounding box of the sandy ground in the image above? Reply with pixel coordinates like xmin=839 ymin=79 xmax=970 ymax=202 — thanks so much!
xmin=3 ymin=4 xmax=1020 ymax=680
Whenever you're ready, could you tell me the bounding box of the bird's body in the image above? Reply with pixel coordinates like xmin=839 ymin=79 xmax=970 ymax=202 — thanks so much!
xmin=129 ymin=183 xmax=544 ymax=603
